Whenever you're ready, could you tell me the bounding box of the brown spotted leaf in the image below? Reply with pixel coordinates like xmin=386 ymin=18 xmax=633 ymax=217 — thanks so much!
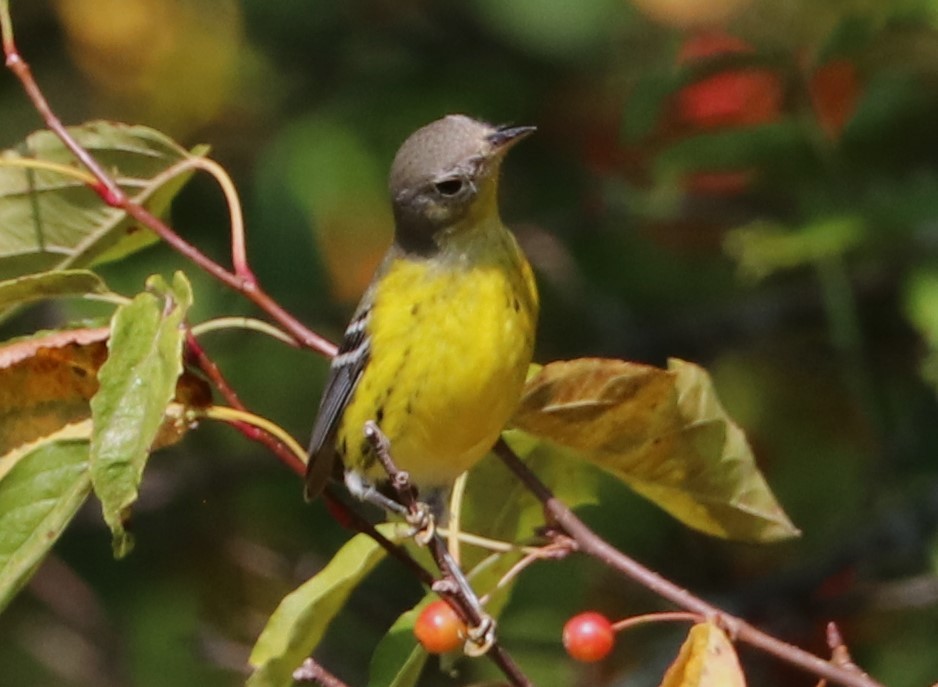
xmin=511 ymin=358 xmax=798 ymax=542
xmin=0 ymin=326 xmax=209 ymax=459
xmin=0 ymin=328 xmax=109 ymax=456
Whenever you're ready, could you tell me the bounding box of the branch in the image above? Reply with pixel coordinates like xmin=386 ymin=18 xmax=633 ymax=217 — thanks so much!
xmin=494 ymin=439 xmax=885 ymax=687
xmin=0 ymin=12 xmax=335 ymax=359
xmin=363 ymin=422 xmax=534 ymax=687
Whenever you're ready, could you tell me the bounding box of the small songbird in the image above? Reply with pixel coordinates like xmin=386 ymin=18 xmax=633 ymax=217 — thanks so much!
xmin=305 ymin=114 xmax=538 ymax=511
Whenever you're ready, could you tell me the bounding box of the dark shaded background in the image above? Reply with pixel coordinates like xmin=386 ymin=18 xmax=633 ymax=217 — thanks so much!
xmin=3 ymin=0 xmax=938 ymax=685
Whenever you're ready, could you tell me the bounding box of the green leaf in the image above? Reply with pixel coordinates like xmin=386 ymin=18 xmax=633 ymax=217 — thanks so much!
xmin=249 ymin=524 xmax=403 ymax=687
xmin=0 ymin=122 xmax=207 ymax=279
xmin=367 ymin=600 xmax=429 ymax=687
xmin=0 ymin=269 xmax=111 ymax=324
xmin=0 ymin=422 xmax=92 ymax=613
xmin=0 ymin=269 xmax=109 ymax=309
xmin=512 ymin=358 xmax=799 ymax=542
xmin=89 ymin=272 xmax=192 ymax=557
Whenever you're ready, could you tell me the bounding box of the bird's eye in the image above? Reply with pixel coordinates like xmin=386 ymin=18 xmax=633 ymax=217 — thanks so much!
xmin=433 ymin=178 xmax=465 ymax=197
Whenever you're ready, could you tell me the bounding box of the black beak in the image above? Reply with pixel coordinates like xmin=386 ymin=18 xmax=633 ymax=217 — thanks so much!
xmin=487 ymin=124 xmax=536 ymax=150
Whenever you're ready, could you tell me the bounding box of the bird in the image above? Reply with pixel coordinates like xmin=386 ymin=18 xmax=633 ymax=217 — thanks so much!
xmin=305 ymin=114 xmax=538 ymax=516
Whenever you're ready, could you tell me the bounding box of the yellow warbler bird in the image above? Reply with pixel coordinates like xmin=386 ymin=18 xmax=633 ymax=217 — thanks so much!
xmin=305 ymin=114 xmax=538 ymax=510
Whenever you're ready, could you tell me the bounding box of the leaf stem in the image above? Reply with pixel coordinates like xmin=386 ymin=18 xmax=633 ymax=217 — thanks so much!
xmin=611 ymin=611 xmax=702 ymax=633
xmin=147 ymin=155 xmax=255 ymax=284
xmin=195 ymin=405 xmax=308 ymax=467
xmin=189 ymin=316 xmax=296 ymax=346
xmin=480 ymin=538 xmax=575 ymax=606
xmin=447 ymin=472 xmax=468 ymax=564
xmin=435 ymin=529 xmax=542 ymax=556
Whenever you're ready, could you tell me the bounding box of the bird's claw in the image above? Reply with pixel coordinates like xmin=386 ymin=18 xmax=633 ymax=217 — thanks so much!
xmin=463 ymin=613 xmax=496 ymax=657
xmin=406 ymin=502 xmax=435 ymax=545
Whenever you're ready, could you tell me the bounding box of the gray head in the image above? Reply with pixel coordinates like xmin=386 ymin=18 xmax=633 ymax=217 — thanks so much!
xmin=388 ymin=114 xmax=534 ymax=254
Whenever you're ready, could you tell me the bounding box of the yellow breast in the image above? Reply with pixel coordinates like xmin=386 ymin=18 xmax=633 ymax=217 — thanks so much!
xmin=336 ymin=224 xmax=538 ymax=489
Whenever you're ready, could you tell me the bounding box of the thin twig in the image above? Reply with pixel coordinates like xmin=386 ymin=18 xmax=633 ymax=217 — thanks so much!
xmin=826 ymin=622 xmax=870 ymax=681
xmin=494 ymin=439 xmax=886 ymax=687
xmin=292 ymin=658 xmax=350 ymax=687
xmin=481 ymin=538 xmax=575 ymax=605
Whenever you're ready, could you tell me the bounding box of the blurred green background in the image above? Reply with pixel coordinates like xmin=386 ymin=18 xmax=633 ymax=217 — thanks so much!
xmin=4 ymin=0 xmax=938 ymax=685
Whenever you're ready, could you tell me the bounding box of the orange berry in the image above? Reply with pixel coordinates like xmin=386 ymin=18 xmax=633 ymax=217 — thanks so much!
xmin=414 ymin=600 xmax=465 ymax=654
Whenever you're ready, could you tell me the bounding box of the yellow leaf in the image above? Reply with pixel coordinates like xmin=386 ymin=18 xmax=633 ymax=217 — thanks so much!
xmin=659 ymin=623 xmax=746 ymax=687
xmin=511 ymin=357 xmax=799 ymax=542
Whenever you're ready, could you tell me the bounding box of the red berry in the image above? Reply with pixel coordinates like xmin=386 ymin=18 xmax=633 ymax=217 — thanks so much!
xmin=414 ymin=600 xmax=465 ymax=654
xmin=563 ymin=611 xmax=615 ymax=663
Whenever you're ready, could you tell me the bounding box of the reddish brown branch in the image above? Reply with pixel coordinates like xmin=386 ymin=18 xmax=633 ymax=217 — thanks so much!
xmin=2 ymin=32 xmax=335 ymax=359
xmin=494 ymin=439 xmax=885 ymax=687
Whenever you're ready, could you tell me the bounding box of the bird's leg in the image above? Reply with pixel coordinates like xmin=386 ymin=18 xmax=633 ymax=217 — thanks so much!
xmin=343 ymin=470 xmax=409 ymax=516
xmin=362 ymin=421 xmax=436 ymax=542
xmin=362 ymin=421 xmax=494 ymax=653
xmin=429 ymin=535 xmax=496 ymax=656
